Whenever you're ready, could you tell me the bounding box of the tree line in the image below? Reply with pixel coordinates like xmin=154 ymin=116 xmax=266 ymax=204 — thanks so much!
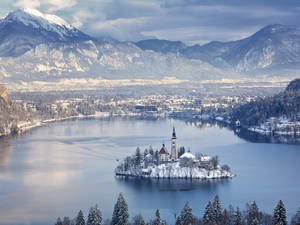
xmin=230 ymin=79 xmax=300 ymax=127
xmin=54 ymin=193 xmax=300 ymax=225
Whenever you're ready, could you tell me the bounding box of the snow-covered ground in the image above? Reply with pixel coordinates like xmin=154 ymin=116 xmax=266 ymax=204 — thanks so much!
xmin=248 ymin=116 xmax=300 ymax=136
xmin=116 ymin=162 xmax=234 ymax=179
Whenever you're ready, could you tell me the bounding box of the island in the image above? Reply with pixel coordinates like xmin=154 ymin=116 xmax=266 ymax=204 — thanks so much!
xmin=115 ymin=127 xmax=234 ymax=179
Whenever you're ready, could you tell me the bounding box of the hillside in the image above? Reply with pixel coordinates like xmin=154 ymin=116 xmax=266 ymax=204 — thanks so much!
xmin=230 ymin=79 xmax=300 ymax=127
xmin=0 ymin=8 xmax=299 ymax=92
xmin=0 ymin=8 xmax=225 ymax=88
xmin=0 ymin=85 xmax=28 ymax=136
xmin=136 ymin=24 xmax=300 ymax=75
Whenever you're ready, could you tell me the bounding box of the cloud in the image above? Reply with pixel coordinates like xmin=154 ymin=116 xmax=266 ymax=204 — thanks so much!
xmin=88 ymin=16 xmax=154 ymax=40
xmin=8 ymin=0 xmax=300 ymax=44
xmin=13 ymin=0 xmax=76 ymax=12
xmin=43 ymin=0 xmax=77 ymax=12
xmin=71 ymin=10 xmax=99 ymax=29
xmin=13 ymin=0 xmax=41 ymax=9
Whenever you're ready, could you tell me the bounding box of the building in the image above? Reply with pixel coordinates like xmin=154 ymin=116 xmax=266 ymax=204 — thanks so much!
xmin=158 ymin=144 xmax=169 ymax=161
xmin=171 ymin=126 xmax=178 ymax=160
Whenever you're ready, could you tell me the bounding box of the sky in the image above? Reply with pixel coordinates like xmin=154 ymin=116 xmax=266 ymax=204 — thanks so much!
xmin=1 ymin=0 xmax=300 ymax=45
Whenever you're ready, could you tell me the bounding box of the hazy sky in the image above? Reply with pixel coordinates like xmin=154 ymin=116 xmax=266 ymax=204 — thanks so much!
xmin=1 ymin=0 xmax=300 ymax=45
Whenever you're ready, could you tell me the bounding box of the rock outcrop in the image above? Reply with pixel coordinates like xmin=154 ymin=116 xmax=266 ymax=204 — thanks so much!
xmin=0 ymin=83 xmax=8 ymax=103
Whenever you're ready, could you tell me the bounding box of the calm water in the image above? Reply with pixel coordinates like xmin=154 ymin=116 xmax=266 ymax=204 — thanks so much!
xmin=0 ymin=118 xmax=299 ymax=225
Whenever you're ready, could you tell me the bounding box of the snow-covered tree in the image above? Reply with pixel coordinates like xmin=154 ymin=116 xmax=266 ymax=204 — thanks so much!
xmin=55 ymin=217 xmax=63 ymax=225
xmin=111 ymin=193 xmax=129 ymax=225
xmin=149 ymin=146 xmax=154 ymax=156
xmin=152 ymin=209 xmax=166 ymax=225
xmin=234 ymin=207 xmax=243 ymax=225
xmin=132 ymin=214 xmax=145 ymax=225
xmin=76 ymin=210 xmax=85 ymax=225
xmin=179 ymin=147 xmax=185 ymax=158
xmin=175 ymin=216 xmax=182 ymax=225
xmin=246 ymin=201 xmax=261 ymax=225
xmin=222 ymin=209 xmax=230 ymax=225
xmin=135 ymin=147 xmax=142 ymax=166
xmin=203 ymin=201 xmax=214 ymax=225
xmin=291 ymin=208 xmax=300 ymax=225
xmin=62 ymin=217 xmax=71 ymax=225
xmin=211 ymin=156 xmax=219 ymax=170
xmin=272 ymin=200 xmax=287 ymax=225
xmin=143 ymin=149 xmax=149 ymax=158
xmin=180 ymin=201 xmax=194 ymax=225
xmin=213 ymin=195 xmax=222 ymax=223
xmin=87 ymin=204 xmax=102 ymax=225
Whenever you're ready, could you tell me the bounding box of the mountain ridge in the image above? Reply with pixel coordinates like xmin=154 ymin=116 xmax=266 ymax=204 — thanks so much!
xmin=0 ymin=8 xmax=299 ymax=89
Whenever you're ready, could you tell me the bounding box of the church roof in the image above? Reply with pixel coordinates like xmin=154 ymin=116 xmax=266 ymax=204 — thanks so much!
xmin=159 ymin=144 xmax=168 ymax=155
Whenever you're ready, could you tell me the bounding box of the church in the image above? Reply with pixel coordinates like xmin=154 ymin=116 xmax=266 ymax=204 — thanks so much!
xmin=158 ymin=127 xmax=178 ymax=161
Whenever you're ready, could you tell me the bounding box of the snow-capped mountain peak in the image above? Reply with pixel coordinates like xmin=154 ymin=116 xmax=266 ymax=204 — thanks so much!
xmin=0 ymin=8 xmax=93 ymax=56
xmin=4 ymin=8 xmax=73 ymax=32
xmin=22 ymin=8 xmax=72 ymax=29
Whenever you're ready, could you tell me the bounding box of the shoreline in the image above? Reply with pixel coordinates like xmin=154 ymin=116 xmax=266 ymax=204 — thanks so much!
xmin=0 ymin=111 xmax=111 ymax=138
xmin=115 ymin=173 xmax=235 ymax=180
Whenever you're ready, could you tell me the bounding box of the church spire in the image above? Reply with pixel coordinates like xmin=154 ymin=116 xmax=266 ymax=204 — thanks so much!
xmin=172 ymin=126 xmax=176 ymax=139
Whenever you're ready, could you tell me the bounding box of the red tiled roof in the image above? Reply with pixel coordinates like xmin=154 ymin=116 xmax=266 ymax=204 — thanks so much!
xmin=159 ymin=145 xmax=168 ymax=154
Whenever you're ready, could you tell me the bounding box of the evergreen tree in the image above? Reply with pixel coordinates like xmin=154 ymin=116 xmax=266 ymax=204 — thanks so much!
xmin=272 ymin=200 xmax=287 ymax=225
xmin=153 ymin=209 xmax=162 ymax=225
xmin=222 ymin=209 xmax=230 ymax=225
xmin=228 ymin=205 xmax=235 ymax=225
xmin=55 ymin=217 xmax=63 ymax=225
xmin=179 ymin=147 xmax=185 ymax=158
xmin=234 ymin=207 xmax=243 ymax=225
xmin=149 ymin=146 xmax=154 ymax=156
xmin=132 ymin=214 xmax=145 ymax=225
xmin=135 ymin=147 xmax=142 ymax=166
xmin=111 ymin=193 xmax=129 ymax=225
xmin=151 ymin=209 xmax=166 ymax=225
xmin=246 ymin=201 xmax=261 ymax=225
xmin=175 ymin=216 xmax=182 ymax=225
xmin=180 ymin=201 xmax=194 ymax=225
xmin=213 ymin=195 xmax=222 ymax=223
xmin=291 ymin=208 xmax=300 ymax=225
xmin=87 ymin=204 xmax=102 ymax=225
xmin=62 ymin=217 xmax=71 ymax=225
xmin=203 ymin=201 xmax=214 ymax=225
xmin=143 ymin=149 xmax=149 ymax=158
xmin=76 ymin=210 xmax=85 ymax=225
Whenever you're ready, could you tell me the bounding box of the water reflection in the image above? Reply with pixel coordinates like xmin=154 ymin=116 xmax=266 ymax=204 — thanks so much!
xmin=182 ymin=119 xmax=300 ymax=144
xmin=115 ymin=177 xmax=231 ymax=192
xmin=0 ymin=136 xmax=11 ymax=166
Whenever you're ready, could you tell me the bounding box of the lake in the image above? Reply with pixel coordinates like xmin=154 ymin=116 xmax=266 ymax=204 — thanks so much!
xmin=0 ymin=118 xmax=299 ymax=225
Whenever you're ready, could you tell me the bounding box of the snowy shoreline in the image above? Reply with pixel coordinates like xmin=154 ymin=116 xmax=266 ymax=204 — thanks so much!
xmin=115 ymin=160 xmax=235 ymax=180
xmin=0 ymin=111 xmax=111 ymax=138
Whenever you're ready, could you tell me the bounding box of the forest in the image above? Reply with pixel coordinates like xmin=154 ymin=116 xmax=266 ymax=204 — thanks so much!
xmin=230 ymin=79 xmax=300 ymax=127
xmin=54 ymin=193 xmax=300 ymax=225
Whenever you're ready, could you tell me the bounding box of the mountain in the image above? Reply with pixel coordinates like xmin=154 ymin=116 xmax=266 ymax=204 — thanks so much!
xmin=0 ymin=8 xmax=225 ymax=88
xmin=181 ymin=24 xmax=300 ymax=72
xmin=0 ymin=8 xmax=93 ymax=57
xmin=0 ymin=8 xmax=299 ymax=91
xmin=286 ymin=78 xmax=300 ymax=92
xmin=135 ymin=39 xmax=186 ymax=54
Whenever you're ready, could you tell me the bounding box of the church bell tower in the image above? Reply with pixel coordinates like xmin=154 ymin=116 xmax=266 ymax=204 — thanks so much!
xmin=171 ymin=126 xmax=178 ymax=160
